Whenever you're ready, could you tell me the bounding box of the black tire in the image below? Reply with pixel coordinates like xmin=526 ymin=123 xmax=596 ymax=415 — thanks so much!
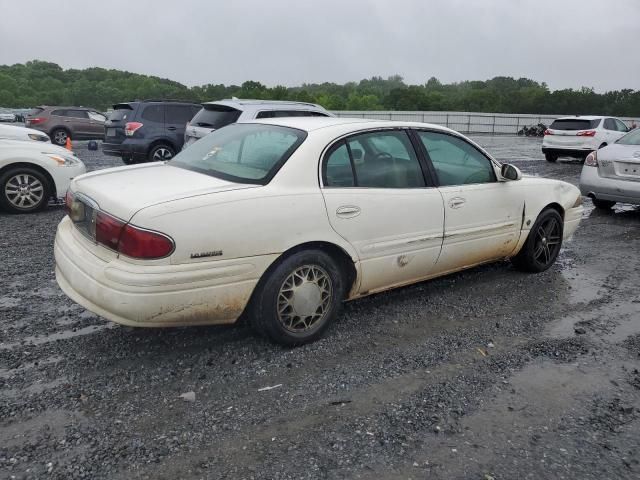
xmin=512 ymin=209 xmax=564 ymax=273
xmin=51 ymin=128 xmax=69 ymax=147
xmin=592 ymin=198 xmax=616 ymax=210
xmin=545 ymin=153 xmax=558 ymax=163
xmin=148 ymin=144 xmax=175 ymax=162
xmin=0 ymin=166 xmax=51 ymax=214
xmin=250 ymin=249 xmax=345 ymax=346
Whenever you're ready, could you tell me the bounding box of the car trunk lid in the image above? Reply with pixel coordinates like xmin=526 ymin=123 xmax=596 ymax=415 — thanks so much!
xmin=104 ymin=104 xmax=136 ymax=144
xmin=71 ymin=162 xmax=257 ymax=221
xmin=597 ymin=144 xmax=640 ymax=182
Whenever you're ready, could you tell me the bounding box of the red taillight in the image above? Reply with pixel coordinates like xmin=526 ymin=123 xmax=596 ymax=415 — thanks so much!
xmin=118 ymin=224 xmax=174 ymax=259
xmin=544 ymin=129 xmax=553 ymax=136
xmin=92 ymin=210 xmax=174 ymax=259
xmin=585 ymin=151 xmax=598 ymax=167
xmin=95 ymin=212 xmax=125 ymax=251
xmin=577 ymin=130 xmax=596 ymax=137
xmin=28 ymin=117 xmax=46 ymax=125
xmin=124 ymin=122 xmax=143 ymax=137
xmin=64 ymin=190 xmax=74 ymax=214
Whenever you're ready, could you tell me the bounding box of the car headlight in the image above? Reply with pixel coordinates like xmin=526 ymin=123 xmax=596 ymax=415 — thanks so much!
xmin=28 ymin=133 xmax=49 ymax=142
xmin=45 ymin=153 xmax=81 ymax=166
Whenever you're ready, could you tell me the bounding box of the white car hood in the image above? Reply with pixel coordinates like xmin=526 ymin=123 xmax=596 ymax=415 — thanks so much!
xmin=71 ymin=163 xmax=257 ymax=221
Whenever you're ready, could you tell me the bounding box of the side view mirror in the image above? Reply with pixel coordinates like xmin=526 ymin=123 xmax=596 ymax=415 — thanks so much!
xmin=501 ymin=163 xmax=523 ymax=181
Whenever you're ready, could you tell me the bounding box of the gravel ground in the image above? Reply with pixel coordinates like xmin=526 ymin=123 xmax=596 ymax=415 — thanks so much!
xmin=1 ymin=136 xmax=639 ymax=479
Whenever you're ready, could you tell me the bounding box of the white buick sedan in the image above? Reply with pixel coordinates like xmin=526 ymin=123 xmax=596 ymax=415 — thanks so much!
xmin=55 ymin=118 xmax=583 ymax=345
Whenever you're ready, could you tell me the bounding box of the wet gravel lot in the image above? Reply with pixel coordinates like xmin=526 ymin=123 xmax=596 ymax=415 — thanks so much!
xmin=1 ymin=136 xmax=639 ymax=479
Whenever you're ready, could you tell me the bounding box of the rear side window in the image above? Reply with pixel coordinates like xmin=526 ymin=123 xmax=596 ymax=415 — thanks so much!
xmin=550 ymin=119 xmax=601 ymax=130
xmin=191 ymin=105 xmax=241 ymax=129
xmin=51 ymin=109 xmax=67 ymax=117
xmin=141 ymin=104 xmax=165 ymax=123
xmin=166 ymin=105 xmax=197 ymax=124
xmin=603 ymin=118 xmax=616 ymax=130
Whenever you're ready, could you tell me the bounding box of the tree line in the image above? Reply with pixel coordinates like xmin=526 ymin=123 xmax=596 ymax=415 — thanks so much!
xmin=1 ymin=60 xmax=639 ymax=117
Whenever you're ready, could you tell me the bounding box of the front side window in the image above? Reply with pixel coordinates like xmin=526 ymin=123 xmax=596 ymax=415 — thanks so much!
xmin=171 ymin=123 xmax=306 ymax=184
xmin=66 ymin=110 xmax=89 ymax=119
xmin=323 ymin=130 xmax=425 ymax=188
xmin=417 ymin=131 xmax=496 ymax=186
xmin=614 ymin=119 xmax=629 ymax=132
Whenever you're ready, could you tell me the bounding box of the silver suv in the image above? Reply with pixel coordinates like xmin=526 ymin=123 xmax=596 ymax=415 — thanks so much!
xmin=183 ymin=99 xmax=332 ymax=148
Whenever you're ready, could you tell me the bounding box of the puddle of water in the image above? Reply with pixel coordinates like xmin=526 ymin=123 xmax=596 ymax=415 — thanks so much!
xmin=0 ymin=323 xmax=114 ymax=351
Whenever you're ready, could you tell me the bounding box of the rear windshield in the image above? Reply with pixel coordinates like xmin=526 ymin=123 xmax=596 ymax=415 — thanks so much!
xmin=550 ymin=119 xmax=601 ymax=130
xmin=191 ymin=105 xmax=241 ymax=129
xmin=171 ymin=123 xmax=306 ymax=185
xmin=108 ymin=105 xmax=133 ymax=122
xmin=29 ymin=107 xmax=44 ymax=116
xmin=617 ymin=128 xmax=640 ymax=145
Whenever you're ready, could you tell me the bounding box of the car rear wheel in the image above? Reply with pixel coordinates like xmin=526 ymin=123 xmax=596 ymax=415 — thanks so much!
xmin=0 ymin=167 xmax=51 ymax=214
xmin=592 ymin=198 xmax=616 ymax=210
xmin=51 ymin=128 xmax=69 ymax=147
xmin=250 ymin=250 xmax=344 ymax=346
xmin=512 ymin=208 xmax=563 ymax=273
xmin=148 ymin=144 xmax=175 ymax=162
xmin=545 ymin=153 xmax=558 ymax=163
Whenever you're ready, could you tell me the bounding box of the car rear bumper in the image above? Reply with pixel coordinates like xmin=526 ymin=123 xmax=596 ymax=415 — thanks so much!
xmin=102 ymin=140 xmax=148 ymax=161
xmin=54 ymin=216 xmax=274 ymax=327
xmin=579 ymin=166 xmax=640 ymax=204
xmin=542 ymin=147 xmax=593 ymax=158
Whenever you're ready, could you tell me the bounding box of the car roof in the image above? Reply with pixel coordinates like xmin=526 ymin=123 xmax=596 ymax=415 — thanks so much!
xmin=554 ymin=115 xmax=608 ymax=121
xmin=203 ymin=98 xmax=326 ymax=110
xmin=246 ymin=116 xmax=456 ymax=133
xmin=38 ymin=106 xmax=94 ymax=110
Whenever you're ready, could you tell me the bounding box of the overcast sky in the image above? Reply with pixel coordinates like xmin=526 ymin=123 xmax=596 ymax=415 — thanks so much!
xmin=1 ymin=0 xmax=638 ymax=92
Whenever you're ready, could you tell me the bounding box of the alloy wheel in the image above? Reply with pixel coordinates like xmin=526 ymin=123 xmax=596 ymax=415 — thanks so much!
xmin=152 ymin=147 xmax=173 ymax=161
xmin=533 ymin=217 xmax=561 ymax=266
xmin=4 ymin=174 xmax=44 ymax=209
xmin=53 ymin=130 xmax=68 ymax=145
xmin=277 ymin=265 xmax=333 ymax=332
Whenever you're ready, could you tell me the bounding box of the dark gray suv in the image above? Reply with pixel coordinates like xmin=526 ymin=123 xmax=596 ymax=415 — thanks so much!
xmin=102 ymin=100 xmax=201 ymax=164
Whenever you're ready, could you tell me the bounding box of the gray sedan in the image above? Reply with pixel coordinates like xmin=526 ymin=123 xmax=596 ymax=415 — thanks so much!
xmin=580 ymin=128 xmax=640 ymax=209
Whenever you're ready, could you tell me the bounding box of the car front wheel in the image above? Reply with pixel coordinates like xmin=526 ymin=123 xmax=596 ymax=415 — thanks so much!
xmin=512 ymin=208 xmax=564 ymax=273
xmin=0 ymin=167 xmax=51 ymax=214
xmin=251 ymin=250 xmax=345 ymax=346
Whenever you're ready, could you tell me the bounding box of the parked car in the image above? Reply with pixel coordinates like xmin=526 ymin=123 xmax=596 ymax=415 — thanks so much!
xmin=25 ymin=106 xmax=107 ymax=146
xmin=102 ymin=100 xmax=201 ymax=164
xmin=183 ymin=99 xmax=332 ymax=148
xmin=55 ymin=118 xmax=583 ymax=345
xmin=0 ymin=112 xmax=17 ymax=122
xmin=580 ymin=128 xmax=640 ymax=209
xmin=542 ymin=115 xmax=629 ymax=162
xmin=0 ymin=124 xmax=50 ymax=143
xmin=0 ymin=140 xmax=85 ymax=213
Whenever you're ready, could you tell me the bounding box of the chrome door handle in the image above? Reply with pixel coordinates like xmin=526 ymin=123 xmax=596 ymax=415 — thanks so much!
xmin=336 ymin=205 xmax=361 ymax=218
xmin=448 ymin=197 xmax=466 ymax=209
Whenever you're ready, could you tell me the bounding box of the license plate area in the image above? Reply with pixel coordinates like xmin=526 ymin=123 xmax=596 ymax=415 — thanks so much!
xmin=615 ymin=162 xmax=640 ymax=178
xmin=106 ymin=128 xmax=117 ymax=137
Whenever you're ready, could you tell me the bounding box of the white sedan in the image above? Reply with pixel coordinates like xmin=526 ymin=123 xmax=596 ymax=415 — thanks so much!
xmin=0 ymin=124 xmax=50 ymax=143
xmin=580 ymin=128 xmax=640 ymax=209
xmin=0 ymin=140 xmax=86 ymax=213
xmin=55 ymin=118 xmax=583 ymax=345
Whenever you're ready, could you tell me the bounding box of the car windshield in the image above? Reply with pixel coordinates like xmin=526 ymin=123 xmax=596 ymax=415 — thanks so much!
xmin=170 ymin=123 xmax=307 ymax=184
xmin=616 ymin=128 xmax=640 ymax=145
xmin=550 ymin=119 xmax=601 ymax=130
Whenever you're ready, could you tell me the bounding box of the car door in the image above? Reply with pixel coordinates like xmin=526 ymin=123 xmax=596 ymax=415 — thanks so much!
xmin=65 ymin=109 xmax=94 ymax=139
xmin=414 ymin=130 xmax=523 ymax=274
xmin=321 ymin=129 xmax=445 ymax=294
xmin=165 ymin=104 xmax=196 ymax=149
